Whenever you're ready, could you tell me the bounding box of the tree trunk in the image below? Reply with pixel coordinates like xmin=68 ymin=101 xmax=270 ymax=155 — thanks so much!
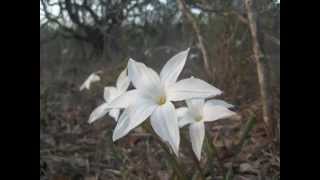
xmin=245 ymin=0 xmax=275 ymax=140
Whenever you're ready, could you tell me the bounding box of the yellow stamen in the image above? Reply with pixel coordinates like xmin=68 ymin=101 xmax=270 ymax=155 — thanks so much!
xmin=158 ymin=96 xmax=166 ymax=105
xmin=195 ymin=116 xmax=203 ymax=122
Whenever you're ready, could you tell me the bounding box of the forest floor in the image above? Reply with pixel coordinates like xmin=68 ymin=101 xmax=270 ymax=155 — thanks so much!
xmin=40 ymin=59 xmax=280 ymax=180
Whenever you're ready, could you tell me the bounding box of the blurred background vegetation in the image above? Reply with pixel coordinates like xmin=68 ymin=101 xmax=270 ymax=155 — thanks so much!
xmin=40 ymin=0 xmax=280 ymax=179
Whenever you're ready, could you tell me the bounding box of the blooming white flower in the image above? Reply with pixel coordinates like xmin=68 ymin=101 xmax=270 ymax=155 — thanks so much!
xmin=177 ymin=98 xmax=236 ymax=160
xmin=79 ymin=72 xmax=101 ymax=91
xmin=88 ymin=68 xmax=130 ymax=123
xmin=107 ymin=48 xmax=222 ymax=156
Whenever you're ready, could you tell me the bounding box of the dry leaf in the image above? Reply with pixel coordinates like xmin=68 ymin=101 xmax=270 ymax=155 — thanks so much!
xmin=239 ymin=163 xmax=258 ymax=174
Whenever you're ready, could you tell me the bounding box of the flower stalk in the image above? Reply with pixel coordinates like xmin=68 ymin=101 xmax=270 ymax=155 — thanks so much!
xmin=142 ymin=122 xmax=188 ymax=180
xmin=180 ymin=132 xmax=205 ymax=180
xmin=204 ymin=132 xmax=216 ymax=178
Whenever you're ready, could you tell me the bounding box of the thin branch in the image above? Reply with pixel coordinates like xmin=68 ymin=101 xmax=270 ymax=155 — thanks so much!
xmin=176 ymin=0 xmax=212 ymax=80
xmin=189 ymin=2 xmax=280 ymax=47
xmin=264 ymin=32 xmax=280 ymax=46
xmin=229 ymin=11 xmax=280 ymax=46
xmin=81 ymin=4 xmax=100 ymax=24
xmin=41 ymin=0 xmax=89 ymax=41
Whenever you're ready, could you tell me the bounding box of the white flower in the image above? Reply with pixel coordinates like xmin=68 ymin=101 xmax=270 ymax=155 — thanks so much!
xmin=79 ymin=72 xmax=101 ymax=91
xmin=177 ymin=98 xmax=236 ymax=160
xmin=88 ymin=68 xmax=130 ymax=123
xmin=107 ymin=48 xmax=222 ymax=156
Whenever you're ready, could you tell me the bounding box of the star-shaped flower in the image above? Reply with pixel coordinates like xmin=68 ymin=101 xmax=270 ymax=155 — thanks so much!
xmin=177 ymin=98 xmax=236 ymax=160
xmin=107 ymin=49 xmax=222 ymax=155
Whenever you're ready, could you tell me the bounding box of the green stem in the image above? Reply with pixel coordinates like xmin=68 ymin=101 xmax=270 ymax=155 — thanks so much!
xmin=204 ymin=130 xmax=217 ymax=178
xmin=142 ymin=122 xmax=188 ymax=180
xmin=224 ymin=168 xmax=233 ymax=180
xmin=180 ymin=132 xmax=205 ymax=180
xmin=234 ymin=116 xmax=256 ymax=155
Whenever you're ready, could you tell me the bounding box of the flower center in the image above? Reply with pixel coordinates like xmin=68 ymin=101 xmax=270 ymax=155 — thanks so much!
xmin=158 ymin=96 xmax=166 ymax=105
xmin=195 ymin=115 xmax=203 ymax=122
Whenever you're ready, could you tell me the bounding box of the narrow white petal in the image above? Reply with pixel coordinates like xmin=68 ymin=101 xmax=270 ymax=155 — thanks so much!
xmin=126 ymin=97 xmax=157 ymax=132
xmin=113 ymin=96 xmax=157 ymax=141
xmin=186 ymin=98 xmax=205 ymax=110
xmin=79 ymin=83 xmax=87 ymax=91
xmin=203 ymin=104 xmax=236 ymax=122
xmin=103 ymin=87 xmax=119 ymax=102
xmin=128 ymin=59 xmax=160 ymax=90
xmin=112 ymin=109 xmax=130 ymax=141
xmin=150 ymin=102 xmax=180 ymax=156
xmin=109 ymin=109 xmax=120 ymax=121
xmin=176 ymin=107 xmax=188 ymax=118
xmin=80 ymin=73 xmax=101 ymax=91
xmin=116 ymin=68 xmax=130 ymax=92
xmin=88 ymin=103 xmax=110 ymax=124
xmin=91 ymin=73 xmax=101 ymax=82
xmin=189 ymin=122 xmax=205 ymax=160
xmin=107 ymin=89 xmax=139 ymax=108
xmin=167 ymin=77 xmax=222 ymax=101
xmin=186 ymin=98 xmax=205 ymax=117
xmin=160 ymin=48 xmax=190 ymax=86
xmin=205 ymin=99 xmax=234 ymax=109
xmin=150 ymin=112 xmax=169 ymax=145
xmin=176 ymin=107 xmax=194 ymax=128
xmin=178 ymin=114 xmax=195 ymax=128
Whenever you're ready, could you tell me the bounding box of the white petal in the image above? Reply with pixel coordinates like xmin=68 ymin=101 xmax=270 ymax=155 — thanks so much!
xmin=189 ymin=122 xmax=205 ymax=160
xmin=112 ymin=109 xmax=130 ymax=141
xmin=167 ymin=77 xmax=222 ymax=101
xmin=186 ymin=98 xmax=205 ymax=109
xmin=113 ymin=96 xmax=157 ymax=141
xmin=128 ymin=59 xmax=160 ymax=90
xmin=80 ymin=73 xmax=101 ymax=91
xmin=203 ymin=104 xmax=236 ymax=122
xmin=103 ymin=87 xmax=119 ymax=102
xmin=109 ymin=109 xmax=120 ymax=121
xmin=178 ymin=113 xmax=195 ymax=128
xmin=160 ymin=48 xmax=190 ymax=86
xmin=176 ymin=107 xmax=188 ymax=118
xmin=91 ymin=73 xmax=101 ymax=81
xmin=176 ymin=107 xmax=194 ymax=128
xmin=150 ymin=102 xmax=180 ymax=156
xmin=205 ymin=99 xmax=234 ymax=109
xmin=116 ymin=68 xmax=130 ymax=92
xmin=88 ymin=103 xmax=110 ymax=124
xmin=107 ymin=89 xmax=139 ymax=108
xmin=126 ymin=97 xmax=157 ymax=132
xmin=186 ymin=98 xmax=205 ymax=117
xmin=79 ymin=83 xmax=88 ymax=91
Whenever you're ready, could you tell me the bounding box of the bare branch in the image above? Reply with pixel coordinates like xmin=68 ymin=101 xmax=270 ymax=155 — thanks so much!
xmin=188 ymin=1 xmax=280 ymax=47
xmin=41 ymin=0 xmax=88 ymax=41
xmin=176 ymin=0 xmax=212 ymax=80
xmin=264 ymin=32 xmax=280 ymax=46
xmin=81 ymin=3 xmax=100 ymax=25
